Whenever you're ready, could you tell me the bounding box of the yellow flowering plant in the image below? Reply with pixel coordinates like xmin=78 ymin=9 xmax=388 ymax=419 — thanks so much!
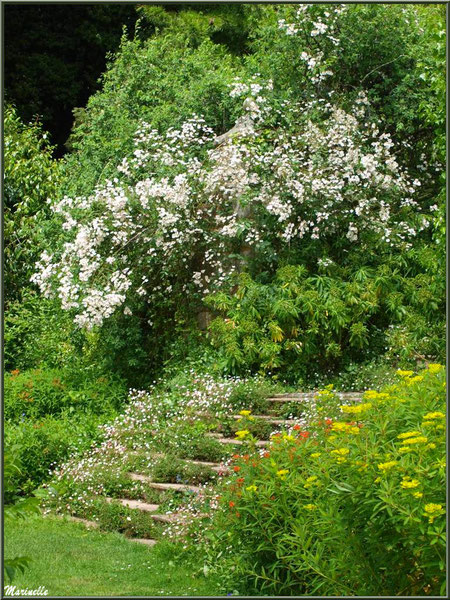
xmin=203 ymin=365 xmax=446 ymax=596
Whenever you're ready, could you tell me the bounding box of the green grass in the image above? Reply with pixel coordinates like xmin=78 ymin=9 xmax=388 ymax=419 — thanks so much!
xmin=4 ymin=515 xmax=222 ymax=596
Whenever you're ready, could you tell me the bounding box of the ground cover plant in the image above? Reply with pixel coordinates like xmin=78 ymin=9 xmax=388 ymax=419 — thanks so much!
xmin=3 ymin=2 xmax=445 ymax=596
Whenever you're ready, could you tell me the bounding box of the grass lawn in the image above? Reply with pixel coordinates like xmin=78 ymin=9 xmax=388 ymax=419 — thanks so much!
xmin=4 ymin=515 xmax=223 ymax=597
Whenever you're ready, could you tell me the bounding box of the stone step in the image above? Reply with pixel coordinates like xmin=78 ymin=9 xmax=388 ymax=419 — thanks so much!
xmin=129 ymin=538 xmax=158 ymax=547
xmin=267 ymin=393 xmax=362 ymax=403
xmin=206 ymin=432 xmax=268 ymax=447
xmin=105 ymin=496 xmax=188 ymax=525
xmin=65 ymin=513 xmax=158 ymax=547
xmin=129 ymin=450 xmax=227 ymax=471
xmin=128 ymin=472 xmax=201 ymax=493
xmin=150 ymin=513 xmax=178 ymax=524
xmin=233 ymin=414 xmax=300 ymax=426
xmin=129 ymin=450 xmax=229 ymax=474
xmin=270 ymin=392 xmax=363 ymax=399
xmin=105 ymin=497 xmax=160 ymax=513
xmin=67 ymin=515 xmax=99 ymax=529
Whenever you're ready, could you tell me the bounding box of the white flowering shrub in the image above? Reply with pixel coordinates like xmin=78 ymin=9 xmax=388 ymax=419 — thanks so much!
xmin=32 ymin=79 xmax=432 ymax=334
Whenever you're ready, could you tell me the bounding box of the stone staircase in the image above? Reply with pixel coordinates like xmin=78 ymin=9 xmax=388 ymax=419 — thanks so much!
xmin=60 ymin=391 xmax=362 ymax=547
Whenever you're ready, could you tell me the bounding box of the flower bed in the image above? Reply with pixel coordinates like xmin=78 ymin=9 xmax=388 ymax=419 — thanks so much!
xmin=200 ymin=364 xmax=446 ymax=596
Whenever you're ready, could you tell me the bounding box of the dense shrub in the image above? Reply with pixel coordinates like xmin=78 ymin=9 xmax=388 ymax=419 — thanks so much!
xmin=5 ymin=412 xmax=111 ymax=497
xmin=14 ymin=4 xmax=440 ymax=390
xmin=62 ymin=32 xmax=240 ymax=197
xmin=4 ymin=106 xmax=62 ymax=306
xmin=206 ymin=257 xmax=445 ymax=382
xmin=4 ymin=368 xmax=126 ymax=422
xmin=201 ymin=365 xmax=446 ymax=596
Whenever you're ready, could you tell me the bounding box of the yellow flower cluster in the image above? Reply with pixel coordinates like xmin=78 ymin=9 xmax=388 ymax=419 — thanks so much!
xmin=310 ymin=452 xmax=322 ymax=458
xmin=423 ymin=503 xmax=444 ymax=523
xmin=407 ymin=375 xmax=424 ymax=385
xmin=282 ymin=434 xmax=295 ymax=442
xmin=355 ymin=460 xmax=368 ymax=472
xmin=235 ymin=430 xmax=250 ymax=439
xmin=400 ymin=436 xmax=428 ymax=445
xmin=304 ymin=475 xmax=319 ymax=489
xmin=378 ymin=460 xmax=397 ymax=472
xmin=331 ymin=422 xmax=360 ymax=434
xmin=396 ymin=369 xmax=414 ymax=377
xmin=304 ymin=504 xmax=316 ymax=511
xmin=400 ymin=477 xmax=420 ymax=489
xmin=331 ymin=448 xmax=350 ymax=463
xmin=239 ymin=410 xmax=252 ymax=417
xmin=397 ymin=431 xmax=421 ymax=439
xmin=276 ymin=469 xmax=289 ymax=479
xmin=340 ymin=402 xmax=372 ymax=415
xmin=363 ymin=390 xmax=390 ymax=401
xmin=246 ymin=485 xmax=257 ymax=492
xmin=423 ymin=411 xmax=445 ymax=421
xmin=427 ymin=363 xmax=443 ymax=374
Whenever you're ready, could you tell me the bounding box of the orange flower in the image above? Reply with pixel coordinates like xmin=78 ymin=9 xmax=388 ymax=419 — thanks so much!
xmin=237 ymin=477 xmax=244 ymax=484
xmin=263 ymin=451 xmax=270 ymax=458
xmin=11 ymin=369 xmax=20 ymax=377
xmin=229 ymin=501 xmax=235 ymax=508
xmin=293 ymin=424 xmax=301 ymax=431
xmin=233 ymin=466 xmax=241 ymax=473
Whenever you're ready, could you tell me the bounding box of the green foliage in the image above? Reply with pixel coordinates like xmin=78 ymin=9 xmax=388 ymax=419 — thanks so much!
xmin=204 ymin=365 xmax=446 ymax=596
xmin=5 ymin=412 xmax=111 ymax=496
xmin=63 ymin=32 xmax=240 ymax=197
xmin=4 ymin=106 xmax=62 ymax=305
xmin=4 ymin=294 xmax=85 ymax=372
xmin=150 ymin=454 xmax=216 ymax=485
xmin=88 ymin=499 xmax=163 ymax=539
xmin=416 ymin=5 xmax=446 ymax=164
xmin=206 ymin=255 xmax=445 ymax=383
xmin=4 ymin=367 xmax=126 ymax=422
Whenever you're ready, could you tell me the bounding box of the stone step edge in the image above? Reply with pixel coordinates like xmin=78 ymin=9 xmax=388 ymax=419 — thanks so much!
xmin=267 ymin=395 xmax=362 ymax=403
xmin=105 ymin=496 xmax=160 ymax=513
xmin=128 ymin=472 xmax=201 ymax=493
xmin=59 ymin=514 xmax=159 ymax=547
xmin=127 ymin=450 xmax=229 ymax=472
xmin=105 ymin=497 xmax=180 ymax=524
xmin=271 ymin=392 xmax=363 ymax=398
xmin=194 ymin=411 xmax=301 ymax=426
xmin=206 ymin=432 xmax=268 ymax=447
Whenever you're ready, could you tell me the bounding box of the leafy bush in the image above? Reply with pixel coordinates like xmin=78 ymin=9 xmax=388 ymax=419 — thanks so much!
xmin=4 ymin=367 xmax=126 ymax=421
xmin=202 ymin=364 xmax=446 ymax=596
xmin=62 ymin=31 xmax=240 ymax=197
xmin=4 ymin=105 xmax=62 ymax=306
xmin=206 ymin=258 xmax=445 ymax=382
xmin=5 ymin=412 xmax=112 ymax=496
